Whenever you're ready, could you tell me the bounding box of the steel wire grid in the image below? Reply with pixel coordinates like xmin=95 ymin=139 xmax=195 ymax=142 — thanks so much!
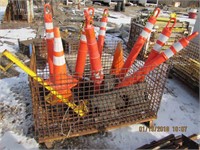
xmin=170 ymin=41 xmax=200 ymax=89
xmin=29 ymin=39 xmax=169 ymax=143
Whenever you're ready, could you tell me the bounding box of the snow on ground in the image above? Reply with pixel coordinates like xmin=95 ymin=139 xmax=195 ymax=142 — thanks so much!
xmin=0 ymin=71 xmax=39 ymax=150
xmin=0 ymin=28 xmax=36 ymax=53
xmin=0 ymin=6 xmax=199 ymax=150
xmin=108 ymin=13 xmax=132 ymax=26
xmin=155 ymin=79 xmax=199 ymax=136
xmin=0 ymin=131 xmax=38 ymax=150
xmin=0 ymin=21 xmax=38 ymax=149
xmin=95 ymin=8 xmax=132 ymax=26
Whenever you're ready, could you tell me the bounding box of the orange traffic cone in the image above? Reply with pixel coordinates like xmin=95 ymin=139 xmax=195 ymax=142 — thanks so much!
xmin=110 ymin=42 xmax=124 ymax=76
xmin=145 ymin=18 xmax=176 ymax=65
xmin=75 ymin=7 xmax=95 ymax=79
xmin=75 ymin=27 xmax=88 ymax=78
xmin=51 ymin=27 xmax=78 ymax=100
xmin=84 ymin=9 xmax=103 ymax=85
xmin=116 ymin=32 xmax=199 ymax=88
xmin=98 ymin=9 xmax=108 ymax=58
xmin=119 ymin=8 xmax=161 ymax=79
xmin=44 ymin=4 xmax=54 ymax=79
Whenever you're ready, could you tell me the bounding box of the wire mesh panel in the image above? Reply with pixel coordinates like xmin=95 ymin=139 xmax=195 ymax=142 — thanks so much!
xmin=170 ymin=41 xmax=199 ymax=90
xmin=29 ymin=39 xmax=169 ymax=143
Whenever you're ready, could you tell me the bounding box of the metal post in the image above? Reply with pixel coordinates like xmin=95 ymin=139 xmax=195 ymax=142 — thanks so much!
xmin=27 ymin=0 xmax=34 ymax=23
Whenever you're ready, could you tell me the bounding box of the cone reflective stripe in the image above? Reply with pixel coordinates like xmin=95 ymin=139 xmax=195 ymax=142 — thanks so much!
xmin=110 ymin=42 xmax=124 ymax=75
xmin=145 ymin=18 xmax=176 ymax=65
xmin=119 ymin=8 xmax=160 ymax=79
xmin=98 ymin=9 xmax=108 ymax=57
xmin=44 ymin=4 xmax=54 ymax=78
xmin=140 ymin=22 xmax=154 ymax=38
xmin=84 ymin=9 xmax=103 ymax=84
xmin=116 ymin=32 xmax=199 ymax=88
xmin=75 ymin=28 xmax=88 ymax=78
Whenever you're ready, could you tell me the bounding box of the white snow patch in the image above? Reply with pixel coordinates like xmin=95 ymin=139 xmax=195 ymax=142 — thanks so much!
xmin=0 ymin=28 xmax=36 ymax=53
xmin=108 ymin=124 xmax=168 ymax=149
xmin=95 ymin=7 xmax=132 ymax=26
xmin=155 ymin=79 xmax=199 ymax=136
xmin=108 ymin=14 xmax=131 ymax=26
xmin=0 ymin=131 xmax=39 ymax=150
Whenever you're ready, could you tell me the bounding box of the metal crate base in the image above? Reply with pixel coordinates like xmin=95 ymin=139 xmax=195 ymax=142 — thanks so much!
xmin=38 ymin=117 xmax=156 ymax=143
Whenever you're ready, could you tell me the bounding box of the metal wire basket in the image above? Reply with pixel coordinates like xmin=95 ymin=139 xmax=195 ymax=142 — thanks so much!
xmin=29 ymin=39 xmax=169 ymax=143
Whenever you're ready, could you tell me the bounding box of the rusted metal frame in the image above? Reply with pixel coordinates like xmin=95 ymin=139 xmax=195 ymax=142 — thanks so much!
xmin=29 ymin=45 xmax=37 ymax=137
xmin=33 ymin=52 xmax=47 ymax=139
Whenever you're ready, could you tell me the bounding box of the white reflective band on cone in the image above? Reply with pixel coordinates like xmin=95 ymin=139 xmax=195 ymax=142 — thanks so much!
xmin=164 ymin=49 xmax=174 ymax=58
xmin=45 ymin=23 xmax=53 ymax=30
xmin=173 ymin=42 xmax=183 ymax=52
xmin=159 ymin=34 xmax=169 ymax=43
xmin=100 ymin=22 xmax=107 ymax=28
xmin=53 ymin=55 xmax=66 ymax=66
xmin=99 ymin=30 xmax=106 ymax=36
xmin=94 ymin=72 xmax=101 ymax=79
xmin=54 ymin=38 xmax=63 ymax=52
xmin=153 ymin=43 xmax=162 ymax=51
xmin=140 ymin=30 xmax=149 ymax=38
xmin=81 ymin=34 xmax=87 ymax=42
xmin=46 ymin=32 xmax=54 ymax=39
xmin=145 ymin=22 xmax=154 ymax=30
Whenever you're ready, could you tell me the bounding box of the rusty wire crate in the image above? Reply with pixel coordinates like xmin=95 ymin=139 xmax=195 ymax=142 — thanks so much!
xmin=29 ymin=39 xmax=169 ymax=143
xmin=18 ymin=36 xmax=76 ymax=58
xmin=170 ymin=41 xmax=199 ymax=91
xmin=127 ymin=17 xmax=189 ymax=60
xmin=18 ymin=38 xmax=46 ymax=57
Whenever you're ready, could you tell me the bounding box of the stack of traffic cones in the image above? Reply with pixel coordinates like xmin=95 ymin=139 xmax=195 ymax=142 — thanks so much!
xmin=84 ymin=8 xmax=104 ymax=85
xmin=75 ymin=7 xmax=95 ymax=79
xmin=98 ymin=9 xmax=109 ymax=58
xmin=44 ymin=4 xmax=54 ymax=80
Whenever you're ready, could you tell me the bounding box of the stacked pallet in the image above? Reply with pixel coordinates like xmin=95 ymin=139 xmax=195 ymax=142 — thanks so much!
xmin=171 ymin=41 xmax=199 ymax=90
xmin=137 ymin=134 xmax=199 ymax=149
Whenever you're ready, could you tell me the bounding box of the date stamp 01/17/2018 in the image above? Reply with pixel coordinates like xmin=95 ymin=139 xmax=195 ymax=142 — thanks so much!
xmin=139 ymin=126 xmax=187 ymax=132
